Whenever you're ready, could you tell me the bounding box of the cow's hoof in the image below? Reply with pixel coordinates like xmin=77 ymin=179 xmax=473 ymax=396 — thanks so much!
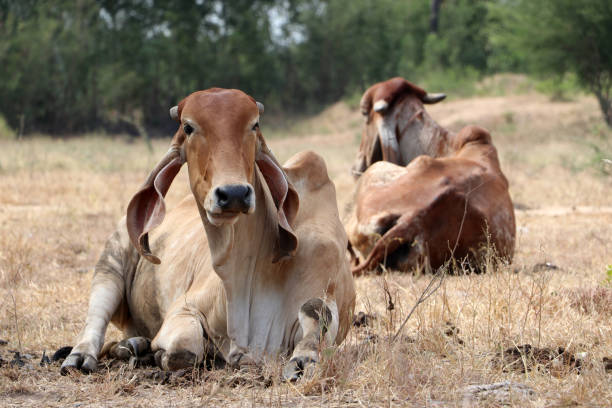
xmin=228 ymin=351 xmax=257 ymax=368
xmin=282 ymin=356 xmax=316 ymax=382
xmin=109 ymin=337 xmax=151 ymax=360
xmin=60 ymin=352 xmax=97 ymax=375
xmin=128 ymin=337 xmax=151 ymax=357
xmin=154 ymin=349 xmax=198 ymax=371
xmin=128 ymin=353 xmax=156 ymax=369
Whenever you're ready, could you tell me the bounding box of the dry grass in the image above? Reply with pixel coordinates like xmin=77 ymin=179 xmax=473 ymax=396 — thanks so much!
xmin=1 ymin=86 xmax=611 ymax=407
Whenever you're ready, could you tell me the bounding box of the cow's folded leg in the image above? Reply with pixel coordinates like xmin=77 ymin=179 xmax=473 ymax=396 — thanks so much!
xmin=151 ymin=311 xmax=206 ymax=371
xmin=282 ymin=298 xmax=339 ymax=382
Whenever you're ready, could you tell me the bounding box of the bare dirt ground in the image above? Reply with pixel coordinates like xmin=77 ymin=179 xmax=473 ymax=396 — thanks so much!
xmin=1 ymin=87 xmax=611 ymax=407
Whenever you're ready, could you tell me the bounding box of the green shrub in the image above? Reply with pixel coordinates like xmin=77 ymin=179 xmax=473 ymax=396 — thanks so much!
xmin=0 ymin=115 xmax=16 ymax=140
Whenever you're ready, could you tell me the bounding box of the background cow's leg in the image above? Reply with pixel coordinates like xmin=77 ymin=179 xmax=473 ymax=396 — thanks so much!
xmin=61 ymin=229 xmax=129 ymax=374
xmin=282 ymin=298 xmax=339 ymax=381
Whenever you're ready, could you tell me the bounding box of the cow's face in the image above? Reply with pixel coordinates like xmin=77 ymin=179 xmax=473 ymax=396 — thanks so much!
xmin=351 ymin=77 xmax=446 ymax=178
xmin=178 ymin=89 xmax=260 ymax=227
xmin=126 ymin=88 xmax=298 ymax=264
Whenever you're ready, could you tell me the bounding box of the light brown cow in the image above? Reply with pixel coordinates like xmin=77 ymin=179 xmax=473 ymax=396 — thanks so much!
xmin=61 ymin=88 xmax=355 ymax=381
xmin=346 ymin=77 xmax=515 ymax=274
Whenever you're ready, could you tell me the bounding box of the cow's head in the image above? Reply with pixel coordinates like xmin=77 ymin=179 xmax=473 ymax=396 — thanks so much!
xmin=126 ymin=88 xmax=298 ymax=264
xmin=351 ymin=77 xmax=446 ymax=178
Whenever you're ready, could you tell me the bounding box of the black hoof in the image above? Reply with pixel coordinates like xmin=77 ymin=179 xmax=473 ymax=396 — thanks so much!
xmin=154 ymin=349 xmax=198 ymax=371
xmin=282 ymin=356 xmax=316 ymax=382
xmin=52 ymin=346 xmax=73 ymax=362
xmin=60 ymin=353 xmax=97 ymax=375
xmin=110 ymin=337 xmax=151 ymax=360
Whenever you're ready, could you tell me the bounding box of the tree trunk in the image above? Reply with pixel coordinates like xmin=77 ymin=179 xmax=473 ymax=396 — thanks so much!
xmin=595 ymin=92 xmax=612 ymax=128
xmin=429 ymin=0 xmax=443 ymax=33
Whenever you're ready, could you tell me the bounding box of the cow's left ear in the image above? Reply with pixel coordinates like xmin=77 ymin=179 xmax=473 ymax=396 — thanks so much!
xmin=126 ymin=129 xmax=186 ymax=264
xmin=255 ymin=140 xmax=299 ymax=263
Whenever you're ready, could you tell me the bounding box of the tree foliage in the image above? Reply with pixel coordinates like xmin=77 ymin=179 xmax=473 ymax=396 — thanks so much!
xmin=1 ymin=0 xmax=611 ymax=135
xmin=489 ymin=0 xmax=612 ymax=126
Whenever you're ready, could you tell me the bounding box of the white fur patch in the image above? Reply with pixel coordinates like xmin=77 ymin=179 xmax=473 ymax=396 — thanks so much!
xmin=323 ymin=300 xmax=339 ymax=346
xmin=373 ymin=100 xmax=389 ymax=112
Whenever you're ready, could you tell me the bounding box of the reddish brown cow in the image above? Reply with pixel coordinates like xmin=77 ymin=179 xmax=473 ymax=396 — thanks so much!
xmin=346 ymin=77 xmax=515 ymax=274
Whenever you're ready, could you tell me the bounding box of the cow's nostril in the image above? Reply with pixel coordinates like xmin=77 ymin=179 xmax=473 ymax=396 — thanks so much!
xmin=216 ymin=189 xmax=229 ymax=206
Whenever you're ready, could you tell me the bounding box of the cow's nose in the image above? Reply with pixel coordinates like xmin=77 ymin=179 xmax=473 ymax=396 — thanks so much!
xmin=214 ymin=184 xmax=253 ymax=213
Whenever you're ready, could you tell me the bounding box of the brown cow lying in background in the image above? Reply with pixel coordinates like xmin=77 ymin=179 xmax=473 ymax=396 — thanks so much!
xmin=346 ymin=77 xmax=515 ymax=274
xmin=61 ymin=88 xmax=355 ymax=381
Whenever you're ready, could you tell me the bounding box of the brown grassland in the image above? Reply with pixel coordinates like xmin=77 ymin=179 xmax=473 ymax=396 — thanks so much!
xmin=1 ymin=80 xmax=611 ymax=407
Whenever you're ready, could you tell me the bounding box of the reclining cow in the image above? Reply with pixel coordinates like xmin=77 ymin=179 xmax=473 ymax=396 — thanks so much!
xmin=61 ymin=88 xmax=355 ymax=381
xmin=346 ymin=77 xmax=515 ymax=274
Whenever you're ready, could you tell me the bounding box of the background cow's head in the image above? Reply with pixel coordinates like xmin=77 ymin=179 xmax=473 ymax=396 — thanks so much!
xmin=126 ymin=88 xmax=298 ymax=264
xmin=351 ymin=77 xmax=446 ymax=178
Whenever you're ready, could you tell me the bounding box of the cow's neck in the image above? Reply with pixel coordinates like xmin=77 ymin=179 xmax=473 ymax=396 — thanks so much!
xmin=200 ymin=167 xmax=291 ymax=357
xmin=201 ymin=168 xmax=277 ymax=271
xmin=397 ymin=107 xmax=451 ymax=163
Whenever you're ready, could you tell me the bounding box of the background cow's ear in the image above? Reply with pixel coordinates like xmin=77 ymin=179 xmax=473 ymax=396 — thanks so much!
xmin=126 ymin=130 xmax=185 ymax=264
xmin=255 ymin=143 xmax=299 ymax=262
xmin=360 ymin=86 xmax=374 ymax=117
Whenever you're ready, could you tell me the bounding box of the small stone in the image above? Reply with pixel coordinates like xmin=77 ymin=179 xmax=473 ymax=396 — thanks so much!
xmin=532 ymin=262 xmax=559 ymax=272
xmin=40 ymin=350 xmax=52 ymax=366
xmin=603 ymin=357 xmax=612 ymax=372
xmin=463 ymin=381 xmax=535 ymax=405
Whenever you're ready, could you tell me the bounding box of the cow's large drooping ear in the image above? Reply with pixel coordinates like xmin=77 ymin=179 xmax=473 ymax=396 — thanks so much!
xmin=421 ymin=92 xmax=446 ymax=104
xmin=360 ymin=86 xmax=374 ymax=117
xmin=255 ymin=141 xmax=299 ymax=263
xmin=126 ymin=131 xmax=186 ymax=264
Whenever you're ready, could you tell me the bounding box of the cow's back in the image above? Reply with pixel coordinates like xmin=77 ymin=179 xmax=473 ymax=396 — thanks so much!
xmin=348 ymin=136 xmax=515 ymax=271
xmin=283 ymin=150 xmax=355 ymax=343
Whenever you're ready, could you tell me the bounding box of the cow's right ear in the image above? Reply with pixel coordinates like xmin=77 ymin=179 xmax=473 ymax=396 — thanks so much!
xmin=127 ymin=129 xmax=186 ymax=264
xmin=255 ymin=138 xmax=299 ymax=263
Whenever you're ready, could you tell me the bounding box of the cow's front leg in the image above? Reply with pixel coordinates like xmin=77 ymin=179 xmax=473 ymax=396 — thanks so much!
xmin=61 ymin=273 xmax=124 ymax=374
xmin=282 ymin=298 xmax=339 ymax=381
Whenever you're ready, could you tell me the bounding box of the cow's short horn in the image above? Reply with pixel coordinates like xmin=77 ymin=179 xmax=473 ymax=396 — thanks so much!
xmin=422 ymin=93 xmax=446 ymax=104
xmin=169 ymin=106 xmax=179 ymax=121
xmin=373 ymin=100 xmax=389 ymax=112
xmin=256 ymin=101 xmax=264 ymax=114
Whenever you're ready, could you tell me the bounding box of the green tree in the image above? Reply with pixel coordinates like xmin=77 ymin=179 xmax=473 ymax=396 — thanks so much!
xmin=0 ymin=0 xmax=103 ymax=133
xmin=423 ymin=0 xmax=489 ymax=72
xmin=489 ymin=0 xmax=612 ymax=127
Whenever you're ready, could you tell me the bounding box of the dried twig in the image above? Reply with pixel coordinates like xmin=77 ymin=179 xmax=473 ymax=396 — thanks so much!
xmin=392 ymin=180 xmax=487 ymax=341
xmin=392 ymin=264 xmax=446 ymax=341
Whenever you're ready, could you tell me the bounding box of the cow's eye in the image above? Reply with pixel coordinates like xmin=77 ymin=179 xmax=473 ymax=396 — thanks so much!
xmin=252 ymin=122 xmax=259 ymax=131
xmin=183 ymin=124 xmax=194 ymax=135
